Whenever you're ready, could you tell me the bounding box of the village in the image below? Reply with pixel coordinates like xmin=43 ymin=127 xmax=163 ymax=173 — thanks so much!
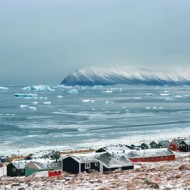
xmin=0 ymin=137 xmax=190 ymax=189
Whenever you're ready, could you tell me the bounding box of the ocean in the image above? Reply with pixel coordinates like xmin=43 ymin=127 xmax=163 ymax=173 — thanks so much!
xmin=0 ymin=84 xmax=190 ymax=156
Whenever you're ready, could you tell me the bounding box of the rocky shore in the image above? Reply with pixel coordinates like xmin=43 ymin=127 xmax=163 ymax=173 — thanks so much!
xmin=0 ymin=152 xmax=190 ymax=190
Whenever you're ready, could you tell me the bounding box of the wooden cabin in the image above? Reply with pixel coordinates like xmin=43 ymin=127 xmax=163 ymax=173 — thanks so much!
xmin=95 ymin=152 xmax=134 ymax=173
xmin=170 ymin=138 xmax=185 ymax=151
xmin=62 ymin=154 xmax=99 ymax=174
xmin=25 ymin=159 xmax=61 ymax=177
xmin=150 ymin=141 xmax=159 ymax=149
xmin=141 ymin=143 xmax=149 ymax=150
xmin=179 ymin=140 xmax=190 ymax=152
xmin=158 ymin=140 xmax=170 ymax=148
xmin=62 ymin=152 xmax=134 ymax=174
xmin=7 ymin=161 xmax=27 ymax=177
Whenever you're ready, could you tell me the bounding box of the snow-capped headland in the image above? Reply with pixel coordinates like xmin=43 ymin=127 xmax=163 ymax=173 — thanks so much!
xmin=61 ymin=67 xmax=190 ymax=86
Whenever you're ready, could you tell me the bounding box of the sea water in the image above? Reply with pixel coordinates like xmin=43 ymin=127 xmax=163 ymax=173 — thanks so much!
xmin=0 ymin=85 xmax=190 ymax=155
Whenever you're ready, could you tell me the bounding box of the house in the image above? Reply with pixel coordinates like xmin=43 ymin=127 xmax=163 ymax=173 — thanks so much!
xmin=62 ymin=154 xmax=99 ymax=174
xmin=25 ymin=159 xmax=61 ymax=177
xmin=62 ymin=152 xmax=134 ymax=174
xmin=7 ymin=160 xmax=28 ymax=177
xmin=95 ymin=152 xmax=134 ymax=173
xmin=150 ymin=141 xmax=159 ymax=149
xmin=179 ymin=140 xmax=190 ymax=152
xmin=141 ymin=143 xmax=149 ymax=150
xmin=138 ymin=148 xmax=175 ymax=162
xmin=25 ymin=150 xmax=60 ymax=160
xmin=158 ymin=140 xmax=170 ymax=148
xmin=96 ymin=144 xmax=131 ymax=153
xmin=169 ymin=138 xmax=185 ymax=151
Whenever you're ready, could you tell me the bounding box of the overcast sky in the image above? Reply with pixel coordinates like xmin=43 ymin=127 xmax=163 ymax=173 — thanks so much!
xmin=0 ymin=0 xmax=190 ymax=85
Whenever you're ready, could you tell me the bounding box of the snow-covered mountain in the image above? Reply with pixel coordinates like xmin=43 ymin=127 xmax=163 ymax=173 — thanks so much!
xmin=61 ymin=67 xmax=190 ymax=86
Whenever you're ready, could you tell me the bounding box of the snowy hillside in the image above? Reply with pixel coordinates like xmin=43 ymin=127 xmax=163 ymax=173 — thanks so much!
xmin=61 ymin=67 xmax=190 ymax=86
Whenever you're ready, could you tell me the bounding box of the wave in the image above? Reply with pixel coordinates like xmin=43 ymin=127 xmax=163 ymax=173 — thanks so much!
xmin=61 ymin=67 xmax=190 ymax=86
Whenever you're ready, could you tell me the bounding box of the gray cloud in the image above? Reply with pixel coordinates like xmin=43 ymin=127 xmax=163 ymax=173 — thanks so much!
xmin=0 ymin=0 xmax=190 ymax=84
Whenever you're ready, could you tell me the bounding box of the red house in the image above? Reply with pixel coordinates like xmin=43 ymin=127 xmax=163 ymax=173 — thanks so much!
xmin=169 ymin=138 xmax=185 ymax=151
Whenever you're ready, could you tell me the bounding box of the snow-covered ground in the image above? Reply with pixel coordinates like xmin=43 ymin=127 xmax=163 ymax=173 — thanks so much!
xmin=0 ymin=152 xmax=190 ymax=190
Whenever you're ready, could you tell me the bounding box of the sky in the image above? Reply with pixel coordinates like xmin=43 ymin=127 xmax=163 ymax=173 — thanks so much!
xmin=0 ymin=0 xmax=190 ymax=85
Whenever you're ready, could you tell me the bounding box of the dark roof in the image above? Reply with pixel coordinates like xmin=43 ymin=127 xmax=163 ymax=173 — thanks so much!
xmin=181 ymin=139 xmax=190 ymax=145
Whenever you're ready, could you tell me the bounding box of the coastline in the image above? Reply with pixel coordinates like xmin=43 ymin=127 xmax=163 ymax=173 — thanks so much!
xmin=0 ymin=152 xmax=189 ymax=190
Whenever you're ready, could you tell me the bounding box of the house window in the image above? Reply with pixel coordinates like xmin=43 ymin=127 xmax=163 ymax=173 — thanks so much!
xmin=21 ymin=169 xmax=24 ymax=173
xmin=85 ymin=163 xmax=91 ymax=169
xmin=95 ymin=162 xmax=98 ymax=166
xmin=12 ymin=168 xmax=16 ymax=172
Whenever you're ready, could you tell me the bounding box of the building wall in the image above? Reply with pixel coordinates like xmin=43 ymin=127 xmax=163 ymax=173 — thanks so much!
xmin=81 ymin=162 xmax=99 ymax=173
xmin=25 ymin=167 xmax=38 ymax=177
xmin=7 ymin=164 xmax=25 ymax=177
xmin=130 ymin=155 xmax=175 ymax=162
xmin=62 ymin=157 xmax=79 ymax=174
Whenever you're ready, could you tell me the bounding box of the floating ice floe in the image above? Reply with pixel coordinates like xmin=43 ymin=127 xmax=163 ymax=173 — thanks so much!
xmin=32 ymin=102 xmax=39 ymax=105
xmin=67 ymin=89 xmax=78 ymax=94
xmin=0 ymin=86 xmax=9 ymax=90
xmin=19 ymin=105 xmax=37 ymax=111
xmin=22 ymin=85 xmax=54 ymax=92
xmin=43 ymin=101 xmax=51 ymax=105
xmin=103 ymin=90 xmax=113 ymax=93
xmin=57 ymin=95 xmax=63 ymax=99
xmin=82 ymin=99 xmax=95 ymax=103
xmin=14 ymin=93 xmax=38 ymax=98
xmin=134 ymin=97 xmax=142 ymax=99
xmin=105 ymin=100 xmax=114 ymax=104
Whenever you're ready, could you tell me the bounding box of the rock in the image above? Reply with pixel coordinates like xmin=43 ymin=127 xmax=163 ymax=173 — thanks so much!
xmin=11 ymin=183 xmax=20 ymax=187
xmin=18 ymin=188 xmax=25 ymax=190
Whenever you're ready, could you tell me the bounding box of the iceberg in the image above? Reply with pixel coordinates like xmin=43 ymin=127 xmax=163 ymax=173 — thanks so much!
xmin=43 ymin=101 xmax=51 ymax=105
xmin=82 ymin=99 xmax=95 ymax=103
xmin=22 ymin=85 xmax=54 ymax=92
xmin=19 ymin=105 xmax=37 ymax=111
xmin=60 ymin=67 xmax=190 ymax=86
xmin=67 ymin=89 xmax=78 ymax=94
xmin=0 ymin=86 xmax=9 ymax=90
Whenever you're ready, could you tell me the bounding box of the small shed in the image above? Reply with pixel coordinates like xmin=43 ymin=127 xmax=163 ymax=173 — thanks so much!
xmin=7 ymin=161 xmax=28 ymax=177
xmin=179 ymin=140 xmax=190 ymax=152
xmin=141 ymin=143 xmax=149 ymax=150
xmin=158 ymin=140 xmax=170 ymax=148
xmin=95 ymin=152 xmax=134 ymax=173
xmin=25 ymin=159 xmax=61 ymax=177
xmin=150 ymin=141 xmax=159 ymax=149
xmin=62 ymin=154 xmax=98 ymax=174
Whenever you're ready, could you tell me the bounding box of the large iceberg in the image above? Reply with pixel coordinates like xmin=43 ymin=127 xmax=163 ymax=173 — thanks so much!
xmin=60 ymin=67 xmax=190 ymax=86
